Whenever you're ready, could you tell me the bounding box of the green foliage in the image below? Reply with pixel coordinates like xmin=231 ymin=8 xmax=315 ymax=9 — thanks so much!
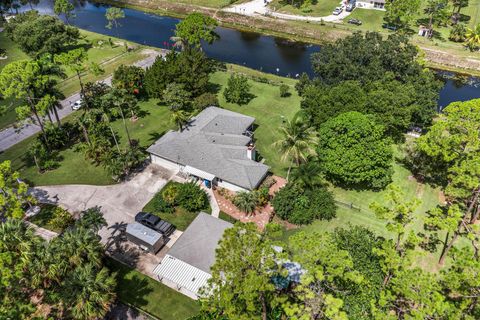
xmin=162 ymin=182 xmax=180 ymax=205
xmin=173 ymin=13 xmax=218 ymax=47
xmin=465 ymin=24 xmax=480 ymax=51
xmin=176 ymin=182 xmax=209 ymax=212
xmin=150 ymin=192 xmax=175 ymax=214
xmin=105 ymin=7 xmax=125 ymax=30
xmin=273 ymin=111 xmax=317 ymax=178
xmin=279 ymin=83 xmax=290 ymax=97
xmin=286 ymin=231 xmax=363 ymax=319
xmin=201 ymin=223 xmax=283 ymax=320
xmin=145 ymin=48 xmax=213 ymax=99
xmin=306 ymin=32 xmax=441 ymax=130
xmin=272 ymin=182 xmax=336 ymax=224
xmin=54 ymin=0 xmax=75 ymax=23
xmin=193 ymin=92 xmax=219 ymax=110
xmin=233 ymin=191 xmax=257 ymax=214
xmin=317 ymin=112 xmax=393 ymax=190
xmin=384 ymin=0 xmax=421 ymax=28
xmin=0 ymin=211 xmax=116 ymax=319
xmin=223 ymin=74 xmax=252 ymax=105
xmin=449 ymin=23 xmax=467 ymax=41
xmin=415 ymin=99 xmax=480 ymax=264
xmin=49 ymin=206 xmax=75 ymax=231
xmin=112 ymin=64 xmax=145 ymax=96
xmin=5 ymin=11 xmax=79 ymax=56
xmin=333 ymin=226 xmax=384 ymax=319
xmin=163 ymin=83 xmax=192 ymax=111
xmin=0 ymin=160 xmax=36 ymax=219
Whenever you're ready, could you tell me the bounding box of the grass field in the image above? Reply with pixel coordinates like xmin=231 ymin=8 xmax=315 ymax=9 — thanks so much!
xmin=0 ymin=30 xmax=147 ymax=130
xmin=269 ymin=0 xmax=340 ymax=17
xmin=106 ymin=258 xmax=200 ymax=320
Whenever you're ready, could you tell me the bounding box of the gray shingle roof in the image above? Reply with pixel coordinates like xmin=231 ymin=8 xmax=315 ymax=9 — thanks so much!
xmin=167 ymin=212 xmax=233 ymax=273
xmin=147 ymin=107 xmax=270 ymax=190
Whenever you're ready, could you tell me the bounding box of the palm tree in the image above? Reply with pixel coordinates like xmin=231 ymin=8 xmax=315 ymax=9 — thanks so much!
xmin=63 ymin=263 xmax=116 ymax=320
xmin=272 ymin=112 xmax=317 ymax=180
xmin=233 ymin=191 xmax=257 ymax=215
xmin=171 ymin=109 xmax=191 ymax=132
xmin=290 ymin=161 xmax=324 ymax=190
xmin=77 ymin=207 xmax=107 ymax=233
xmin=465 ymin=24 xmax=480 ymax=51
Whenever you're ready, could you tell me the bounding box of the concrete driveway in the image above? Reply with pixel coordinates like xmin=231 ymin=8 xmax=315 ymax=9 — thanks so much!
xmin=31 ymin=164 xmax=175 ymax=243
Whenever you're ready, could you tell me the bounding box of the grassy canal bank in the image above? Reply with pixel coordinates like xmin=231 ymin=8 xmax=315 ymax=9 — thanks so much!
xmin=94 ymin=0 xmax=480 ymax=77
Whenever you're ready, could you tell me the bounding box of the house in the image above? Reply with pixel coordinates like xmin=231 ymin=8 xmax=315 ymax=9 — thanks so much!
xmin=147 ymin=107 xmax=270 ymax=192
xmin=152 ymin=212 xmax=233 ymax=299
xmin=355 ymin=0 xmax=385 ymax=10
xmin=125 ymin=222 xmax=165 ymax=254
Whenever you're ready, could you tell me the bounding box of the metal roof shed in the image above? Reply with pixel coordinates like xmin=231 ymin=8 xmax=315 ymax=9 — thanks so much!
xmin=126 ymin=222 xmax=165 ymax=254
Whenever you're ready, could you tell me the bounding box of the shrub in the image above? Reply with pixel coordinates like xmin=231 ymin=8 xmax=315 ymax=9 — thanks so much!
xmin=254 ymin=187 xmax=270 ymax=207
xmin=260 ymin=175 xmax=277 ymax=189
xmin=279 ymin=84 xmax=290 ymax=97
xmin=193 ymin=92 xmax=219 ymax=110
xmin=112 ymin=65 xmax=145 ymax=96
xmin=150 ymin=193 xmax=175 ymax=214
xmin=272 ymin=183 xmax=336 ymax=225
xmin=49 ymin=207 xmax=74 ymax=231
xmin=233 ymin=191 xmax=257 ymax=214
xmin=162 ymin=183 xmax=180 ymax=206
xmin=176 ymin=182 xmax=209 ymax=212
xmin=223 ymin=74 xmax=252 ymax=105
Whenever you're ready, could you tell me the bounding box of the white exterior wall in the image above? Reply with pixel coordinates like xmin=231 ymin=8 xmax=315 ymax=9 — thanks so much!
xmin=151 ymin=154 xmax=182 ymax=171
xmin=217 ymin=180 xmax=249 ymax=193
xmin=356 ymin=1 xmax=386 ymax=10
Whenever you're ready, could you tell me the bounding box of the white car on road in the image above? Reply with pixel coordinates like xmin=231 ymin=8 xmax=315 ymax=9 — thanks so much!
xmin=70 ymin=99 xmax=82 ymax=110
xmin=332 ymin=7 xmax=343 ymax=15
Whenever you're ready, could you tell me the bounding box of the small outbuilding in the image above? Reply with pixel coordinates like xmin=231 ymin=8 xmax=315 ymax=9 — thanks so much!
xmin=153 ymin=212 xmax=233 ymax=299
xmin=126 ymin=222 xmax=165 ymax=254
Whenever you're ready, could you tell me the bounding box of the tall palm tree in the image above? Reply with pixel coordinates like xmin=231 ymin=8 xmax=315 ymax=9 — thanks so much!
xmin=171 ymin=109 xmax=191 ymax=132
xmin=63 ymin=263 xmax=116 ymax=320
xmin=272 ymin=112 xmax=317 ymax=180
xmin=465 ymin=24 xmax=480 ymax=51
xmin=290 ymin=160 xmax=324 ymax=190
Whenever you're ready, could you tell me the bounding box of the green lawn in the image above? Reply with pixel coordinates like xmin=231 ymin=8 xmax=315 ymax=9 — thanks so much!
xmin=344 ymin=8 xmax=386 ymax=32
xmin=269 ymin=0 xmax=341 ymax=17
xmin=105 ymin=258 xmax=200 ymax=320
xmin=0 ymin=30 xmax=147 ymax=130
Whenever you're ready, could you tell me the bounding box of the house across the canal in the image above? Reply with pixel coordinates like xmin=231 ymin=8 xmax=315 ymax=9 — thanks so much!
xmin=147 ymin=107 xmax=269 ymax=192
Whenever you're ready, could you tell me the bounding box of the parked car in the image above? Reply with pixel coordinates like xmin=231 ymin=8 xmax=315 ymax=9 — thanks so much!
xmin=346 ymin=3 xmax=356 ymax=12
xmin=70 ymin=99 xmax=82 ymax=110
xmin=332 ymin=7 xmax=343 ymax=15
xmin=348 ymin=18 xmax=362 ymax=25
xmin=382 ymin=23 xmax=398 ymax=31
xmin=135 ymin=212 xmax=175 ymax=236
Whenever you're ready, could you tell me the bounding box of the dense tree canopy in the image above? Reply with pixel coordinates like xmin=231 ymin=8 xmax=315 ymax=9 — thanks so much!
xmin=144 ymin=48 xmax=213 ymax=99
xmin=0 ymin=209 xmax=115 ymax=319
xmin=301 ymin=32 xmax=441 ymax=134
xmin=317 ymin=112 xmax=393 ymax=189
xmin=173 ymin=13 xmax=218 ymax=48
xmin=5 ymin=10 xmax=79 ymax=56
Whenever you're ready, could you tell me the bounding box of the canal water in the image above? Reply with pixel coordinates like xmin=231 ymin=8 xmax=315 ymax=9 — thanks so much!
xmin=19 ymin=0 xmax=480 ymax=109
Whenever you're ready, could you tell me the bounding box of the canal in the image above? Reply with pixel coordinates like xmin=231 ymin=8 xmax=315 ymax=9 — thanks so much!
xmin=20 ymin=0 xmax=480 ymax=109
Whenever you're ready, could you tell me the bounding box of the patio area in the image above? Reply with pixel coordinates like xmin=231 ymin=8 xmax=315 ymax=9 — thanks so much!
xmin=213 ymin=175 xmax=287 ymax=230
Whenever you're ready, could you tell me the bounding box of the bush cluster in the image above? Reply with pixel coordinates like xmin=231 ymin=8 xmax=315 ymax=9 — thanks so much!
xmin=272 ymin=183 xmax=336 ymax=225
xmin=153 ymin=182 xmax=209 ymax=213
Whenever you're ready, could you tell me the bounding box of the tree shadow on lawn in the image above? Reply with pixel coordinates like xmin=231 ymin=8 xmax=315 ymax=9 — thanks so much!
xmin=106 ymin=259 xmax=154 ymax=309
xmin=206 ymin=82 xmax=222 ymax=94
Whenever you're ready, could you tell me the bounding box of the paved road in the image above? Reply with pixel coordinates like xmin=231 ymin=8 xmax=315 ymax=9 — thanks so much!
xmin=0 ymin=50 xmax=161 ymax=152
xmin=224 ymin=0 xmax=351 ymax=22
